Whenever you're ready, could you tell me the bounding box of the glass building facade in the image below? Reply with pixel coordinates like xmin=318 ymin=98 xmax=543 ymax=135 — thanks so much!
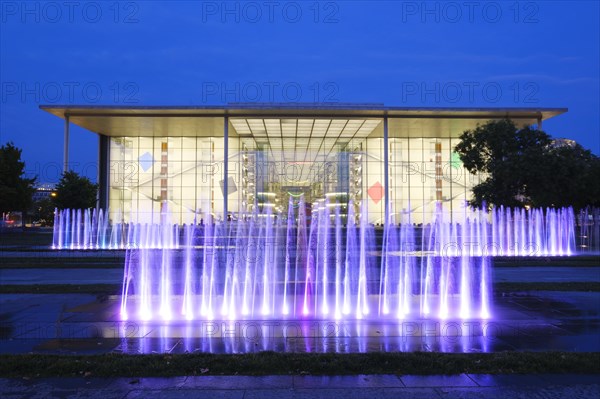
xmin=41 ymin=105 xmax=566 ymax=225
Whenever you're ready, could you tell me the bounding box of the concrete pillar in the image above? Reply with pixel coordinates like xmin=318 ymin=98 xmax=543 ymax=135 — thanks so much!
xmin=224 ymin=116 xmax=229 ymax=219
xmin=383 ymin=115 xmax=389 ymax=223
xmin=63 ymin=114 xmax=70 ymax=173
xmin=98 ymin=135 xmax=110 ymax=210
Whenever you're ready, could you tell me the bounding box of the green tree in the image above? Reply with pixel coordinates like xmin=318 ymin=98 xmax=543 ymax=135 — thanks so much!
xmin=527 ymin=144 xmax=600 ymax=209
xmin=53 ymin=171 xmax=98 ymax=210
xmin=32 ymin=197 xmax=56 ymax=226
xmin=0 ymin=142 xmax=36 ymax=214
xmin=454 ymin=119 xmax=598 ymax=209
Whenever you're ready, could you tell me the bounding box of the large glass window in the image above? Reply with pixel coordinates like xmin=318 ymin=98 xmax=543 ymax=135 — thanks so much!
xmin=228 ymin=117 xmax=384 ymax=223
xmin=388 ymin=118 xmax=483 ymax=224
xmin=109 ymin=137 xmax=225 ymax=225
xmin=107 ymin=115 xmax=484 ymax=225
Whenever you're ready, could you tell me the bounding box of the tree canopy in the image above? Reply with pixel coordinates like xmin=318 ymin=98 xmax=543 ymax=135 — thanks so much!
xmin=53 ymin=171 xmax=98 ymax=210
xmin=32 ymin=197 xmax=56 ymax=226
xmin=454 ymin=119 xmax=599 ymax=209
xmin=0 ymin=142 xmax=36 ymax=213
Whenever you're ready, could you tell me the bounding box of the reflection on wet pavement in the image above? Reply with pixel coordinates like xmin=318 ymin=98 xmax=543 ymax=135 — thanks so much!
xmin=1 ymin=291 xmax=599 ymax=354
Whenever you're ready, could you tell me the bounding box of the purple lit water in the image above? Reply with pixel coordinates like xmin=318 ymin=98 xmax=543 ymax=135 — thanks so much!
xmin=48 ymin=202 xmax=593 ymax=322
xmin=118 ymin=198 xmax=498 ymax=322
xmin=52 ymin=206 xmax=580 ymax=257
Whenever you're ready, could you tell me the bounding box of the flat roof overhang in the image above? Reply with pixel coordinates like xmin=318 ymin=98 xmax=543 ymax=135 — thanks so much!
xmin=40 ymin=104 xmax=567 ymax=137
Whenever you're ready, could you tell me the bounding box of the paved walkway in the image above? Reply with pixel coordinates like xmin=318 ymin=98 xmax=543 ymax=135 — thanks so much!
xmin=0 ymin=268 xmax=123 ymax=284
xmin=494 ymin=266 xmax=600 ymax=283
xmin=2 ymin=266 xmax=599 ymax=285
xmin=1 ymin=374 xmax=598 ymax=398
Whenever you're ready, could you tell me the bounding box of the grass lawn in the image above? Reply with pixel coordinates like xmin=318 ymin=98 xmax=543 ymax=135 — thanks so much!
xmin=0 ymin=229 xmax=53 ymax=247
xmin=2 ymin=282 xmax=599 ymax=295
xmin=0 ymin=284 xmax=121 ymax=294
xmin=1 ymin=255 xmax=598 ymax=269
xmin=0 ymin=256 xmax=124 ymax=269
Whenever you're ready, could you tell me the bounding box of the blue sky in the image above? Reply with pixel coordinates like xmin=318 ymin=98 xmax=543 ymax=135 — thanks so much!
xmin=1 ymin=1 xmax=598 ymax=183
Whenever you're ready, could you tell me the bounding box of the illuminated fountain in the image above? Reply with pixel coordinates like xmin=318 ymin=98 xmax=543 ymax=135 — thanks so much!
xmin=119 ymin=197 xmax=495 ymax=321
xmin=52 ymin=206 xmax=578 ymax=256
xmin=51 ymin=208 xmax=179 ymax=250
xmin=579 ymin=207 xmax=600 ymax=252
xmin=489 ymin=206 xmax=576 ymax=256
xmin=47 ymin=200 xmax=589 ymax=322
xmin=52 ymin=208 xmax=120 ymax=250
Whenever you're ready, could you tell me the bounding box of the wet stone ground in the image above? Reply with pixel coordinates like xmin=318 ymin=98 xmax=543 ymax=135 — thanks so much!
xmin=0 ymin=289 xmax=599 ymax=354
xmin=1 ymin=373 xmax=599 ymax=399
xmin=1 ymin=253 xmax=599 ymax=398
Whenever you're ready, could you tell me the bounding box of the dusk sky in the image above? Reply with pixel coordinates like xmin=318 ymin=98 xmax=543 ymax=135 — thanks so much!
xmin=1 ymin=1 xmax=598 ymax=183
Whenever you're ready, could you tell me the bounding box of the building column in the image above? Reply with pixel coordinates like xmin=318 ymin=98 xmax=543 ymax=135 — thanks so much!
xmin=383 ymin=115 xmax=389 ymax=223
xmin=63 ymin=114 xmax=70 ymax=173
xmin=160 ymin=141 xmax=168 ymax=214
xmin=98 ymin=135 xmax=110 ymax=210
xmin=435 ymin=142 xmax=443 ymax=202
xmin=224 ymin=116 xmax=229 ymax=219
